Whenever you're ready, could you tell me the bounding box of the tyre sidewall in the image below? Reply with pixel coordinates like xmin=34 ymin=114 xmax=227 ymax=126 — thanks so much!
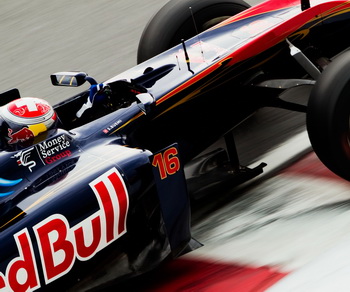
xmin=137 ymin=0 xmax=249 ymax=63
xmin=307 ymin=51 xmax=350 ymax=179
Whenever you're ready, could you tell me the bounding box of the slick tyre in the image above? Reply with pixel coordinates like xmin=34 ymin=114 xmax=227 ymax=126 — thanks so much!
xmin=307 ymin=50 xmax=350 ymax=181
xmin=137 ymin=0 xmax=250 ymax=63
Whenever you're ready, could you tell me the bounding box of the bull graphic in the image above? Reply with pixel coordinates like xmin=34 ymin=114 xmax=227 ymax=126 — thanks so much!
xmin=8 ymin=127 xmax=34 ymax=144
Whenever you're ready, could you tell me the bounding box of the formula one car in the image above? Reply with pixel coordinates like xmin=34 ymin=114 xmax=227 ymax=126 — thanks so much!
xmin=2 ymin=0 xmax=350 ymax=290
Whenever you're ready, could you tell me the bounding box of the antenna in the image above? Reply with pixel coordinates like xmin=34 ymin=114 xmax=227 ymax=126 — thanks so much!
xmin=182 ymin=39 xmax=194 ymax=74
xmin=189 ymin=8 xmax=200 ymax=38
xmin=189 ymin=7 xmax=205 ymax=61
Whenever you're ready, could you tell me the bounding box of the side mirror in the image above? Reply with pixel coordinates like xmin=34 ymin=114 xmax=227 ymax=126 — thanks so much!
xmin=50 ymin=72 xmax=88 ymax=87
xmin=136 ymin=93 xmax=155 ymax=115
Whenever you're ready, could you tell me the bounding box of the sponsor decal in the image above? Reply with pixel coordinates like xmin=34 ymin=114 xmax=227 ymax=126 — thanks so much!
xmin=0 ymin=168 xmax=129 ymax=290
xmin=8 ymin=128 xmax=34 ymax=145
xmin=37 ymin=134 xmax=70 ymax=160
xmin=12 ymin=134 xmax=73 ymax=171
xmin=12 ymin=147 xmax=36 ymax=172
xmin=44 ymin=150 xmax=72 ymax=164
xmin=103 ymin=120 xmax=122 ymax=134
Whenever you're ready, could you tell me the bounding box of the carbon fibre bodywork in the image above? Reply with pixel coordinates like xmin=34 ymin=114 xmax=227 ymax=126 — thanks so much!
xmin=1 ymin=0 xmax=350 ymax=290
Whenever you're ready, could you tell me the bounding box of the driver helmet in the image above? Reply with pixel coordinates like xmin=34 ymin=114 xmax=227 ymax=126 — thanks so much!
xmin=0 ymin=97 xmax=57 ymax=146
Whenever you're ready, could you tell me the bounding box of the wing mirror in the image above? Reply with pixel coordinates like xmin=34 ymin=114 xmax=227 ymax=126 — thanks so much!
xmin=136 ymin=93 xmax=155 ymax=115
xmin=50 ymin=71 xmax=88 ymax=87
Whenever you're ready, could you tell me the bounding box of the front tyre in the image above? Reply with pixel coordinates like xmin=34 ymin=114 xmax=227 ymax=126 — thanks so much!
xmin=137 ymin=0 xmax=250 ymax=63
xmin=307 ymin=50 xmax=350 ymax=181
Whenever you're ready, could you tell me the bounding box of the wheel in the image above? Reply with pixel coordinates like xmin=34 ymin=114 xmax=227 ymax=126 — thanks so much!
xmin=307 ymin=50 xmax=350 ymax=180
xmin=137 ymin=0 xmax=250 ymax=63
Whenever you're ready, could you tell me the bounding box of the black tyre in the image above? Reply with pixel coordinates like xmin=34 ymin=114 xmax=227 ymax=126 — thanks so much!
xmin=137 ymin=0 xmax=250 ymax=63
xmin=307 ymin=50 xmax=350 ymax=180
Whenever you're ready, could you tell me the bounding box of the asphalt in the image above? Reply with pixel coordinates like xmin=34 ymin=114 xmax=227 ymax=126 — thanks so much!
xmin=0 ymin=0 xmax=260 ymax=103
xmin=0 ymin=0 xmax=168 ymax=101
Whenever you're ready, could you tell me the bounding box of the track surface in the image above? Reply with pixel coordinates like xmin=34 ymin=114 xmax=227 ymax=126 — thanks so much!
xmin=0 ymin=0 xmax=169 ymax=101
xmin=4 ymin=1 xmax=350 ymax=291
xmin=0 ymin=0 xmax=260 ymax=102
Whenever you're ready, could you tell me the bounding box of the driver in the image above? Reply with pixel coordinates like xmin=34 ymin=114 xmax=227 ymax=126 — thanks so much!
xmin=76 ymin=83 xmax=110 ymax=118
xmin=0 ymin=97 xmax=57 ymax=148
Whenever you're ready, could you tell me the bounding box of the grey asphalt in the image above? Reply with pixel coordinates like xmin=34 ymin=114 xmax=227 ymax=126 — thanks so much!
xmin=0 ymin=0 xmax=168 ymax=102
xmin=0 ymin=0 xmax=260 ymax=103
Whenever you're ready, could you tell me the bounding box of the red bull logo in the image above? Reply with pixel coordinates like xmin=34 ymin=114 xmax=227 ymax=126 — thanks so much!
xmin=0 ymin=168 xmax=129 ymax=291
xmin=8 ymin=128 xmax=34 ymax=144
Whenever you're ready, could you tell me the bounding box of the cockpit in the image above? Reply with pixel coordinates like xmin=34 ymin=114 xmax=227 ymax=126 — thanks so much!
xmin=50 ymin=72 xmax=154 ymax=130
xmin=0 ymin=72 xmax=155 ymax=151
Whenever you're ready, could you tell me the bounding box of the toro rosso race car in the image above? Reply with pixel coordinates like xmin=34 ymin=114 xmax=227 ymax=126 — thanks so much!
xmin=2 ymin=0 xmax=350 ymax=290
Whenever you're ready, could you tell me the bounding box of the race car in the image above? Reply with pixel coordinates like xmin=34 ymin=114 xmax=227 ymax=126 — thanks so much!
xmin=1 ymin=0 xmax=350 ymax=290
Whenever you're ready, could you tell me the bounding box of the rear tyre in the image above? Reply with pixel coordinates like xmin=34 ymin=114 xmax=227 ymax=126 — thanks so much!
xmin=137 ymin=0 xmax=250 ymax=63
xmin=307 ymin=50 xmax=350 ymax=180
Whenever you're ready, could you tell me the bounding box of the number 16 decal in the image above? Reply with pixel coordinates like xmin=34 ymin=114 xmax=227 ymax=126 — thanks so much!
xmin=151 ymin=145 xmax=181 ymax=180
